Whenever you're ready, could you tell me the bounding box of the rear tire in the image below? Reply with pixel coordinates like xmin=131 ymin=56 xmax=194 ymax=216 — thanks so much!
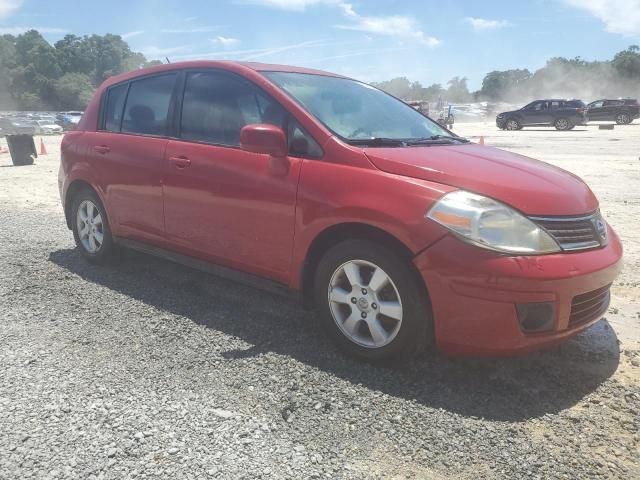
xmin=71 ymin=188 xmax=115 ymax=263
xmin=615 ymin=113 xmax=631 ymax=125
xmin=554 ymin=118 xmax=572 ymax=131
xmin=314 ymin=239 xmax=433 ymax=361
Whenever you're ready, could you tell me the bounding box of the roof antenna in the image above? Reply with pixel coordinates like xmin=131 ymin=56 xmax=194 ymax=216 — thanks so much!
xmin=165 ymin=57 xmax=171 ymax=64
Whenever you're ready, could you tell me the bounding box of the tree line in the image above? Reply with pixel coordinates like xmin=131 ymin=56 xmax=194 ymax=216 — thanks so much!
xmin=0 ymin=29 xmax=638 ymax=110
xmin=0 ymin=30 xmax=160 ymax=111
xmin=372 ymin=45 xmax=640 ymax=104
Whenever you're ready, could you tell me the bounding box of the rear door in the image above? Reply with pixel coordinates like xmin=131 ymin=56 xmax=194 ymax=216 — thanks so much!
xmin=603 ymin=100 xmax=624 ymax=120
xmin=85 ymin=73 xmax=178 ymax=243
xmin=162 ymin=70 xmax=308 ymax=283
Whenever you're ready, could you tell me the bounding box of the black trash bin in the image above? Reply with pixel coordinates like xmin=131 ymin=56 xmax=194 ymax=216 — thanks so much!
xmin=7 ymin=134 xmax=37 ymax=166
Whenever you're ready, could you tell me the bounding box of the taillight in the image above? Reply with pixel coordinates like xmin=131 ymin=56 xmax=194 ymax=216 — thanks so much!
xmin=577 ymin=108 xmax=585 ymax=113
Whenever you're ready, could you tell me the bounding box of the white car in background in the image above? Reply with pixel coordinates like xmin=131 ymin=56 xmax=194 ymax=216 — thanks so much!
xmin=34 ymin=120 xmax=63 ymax=135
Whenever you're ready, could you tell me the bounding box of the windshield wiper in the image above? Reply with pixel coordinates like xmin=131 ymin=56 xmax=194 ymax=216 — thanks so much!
xmin=347 ymin=137 xmax=407 ymax=147
xmin=406 ymin=135 xmax=470 ymax=145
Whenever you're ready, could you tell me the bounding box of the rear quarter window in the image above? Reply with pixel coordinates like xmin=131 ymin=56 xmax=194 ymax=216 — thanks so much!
xmin=102 ymin=83 xmax=128 ymax=132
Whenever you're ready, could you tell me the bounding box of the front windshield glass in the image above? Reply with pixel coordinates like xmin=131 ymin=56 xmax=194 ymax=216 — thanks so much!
xmin=263 ymin=71 xmax=451 ymax=143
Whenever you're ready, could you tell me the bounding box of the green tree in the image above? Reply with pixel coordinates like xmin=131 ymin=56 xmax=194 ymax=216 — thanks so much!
xmin=53 ymin=73 xmax=94 ymax=110
xmin=612 ymin=45 xmax=640 ymax=78
xmin=480 ymin=69 xmax=531 ymax=100
xmin=446 ymin=76 xmax=471 ymax=102
xmin=0 ymin=30 xmax=158 ymax=109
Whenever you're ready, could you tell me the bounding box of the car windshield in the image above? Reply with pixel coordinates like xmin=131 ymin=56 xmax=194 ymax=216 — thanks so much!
xmin=263 ymin=72 xmax=453 ymax=145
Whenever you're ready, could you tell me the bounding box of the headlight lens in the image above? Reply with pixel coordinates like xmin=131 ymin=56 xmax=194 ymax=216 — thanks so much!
xmin=427 ymin=190 xmax=560 ymax=254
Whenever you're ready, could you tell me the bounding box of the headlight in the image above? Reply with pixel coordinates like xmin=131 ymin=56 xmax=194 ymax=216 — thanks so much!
xmin=426 ymin=190 xmax=560 ymax=254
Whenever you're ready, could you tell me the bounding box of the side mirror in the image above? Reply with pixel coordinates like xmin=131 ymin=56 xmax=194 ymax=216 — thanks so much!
xmin=240 ymin=124 xmax=287 ymax=157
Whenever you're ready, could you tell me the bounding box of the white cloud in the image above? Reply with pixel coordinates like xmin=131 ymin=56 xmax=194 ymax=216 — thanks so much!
xmin=0 ymin=0 xmax=21 ymax=18
xmin=237 ymin=0 xmax=340 ymax=10
xmin=241 ymin=0 xmax=439 ymax=46
xmin=140 ymin=45 xmax=192 ymax=57
xmin=211 ymin=36 xmax=240 ymax=47
xmin=562 ymin=0 xmax=640 ymax=36
xmin=161 ymin=26 xmax=219 ymax=34
xmin=121 ymin=30 xmax=144 ymax=40
xmin=172 ymin=39 xmax=335 ymax=60
xmin=337 ymin=15 xmax=440 ymax=46
xmin=0 ymin=26 xmax=67 ymax=35
xmin=464 ymin=17 xmax=510 ymax=31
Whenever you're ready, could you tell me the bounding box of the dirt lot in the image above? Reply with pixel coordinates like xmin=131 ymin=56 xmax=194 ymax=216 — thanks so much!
xmin=0 ymin=125 xmax=638 ymax=479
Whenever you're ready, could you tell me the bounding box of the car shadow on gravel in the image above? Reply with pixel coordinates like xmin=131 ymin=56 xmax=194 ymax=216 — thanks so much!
xmin=49 ymin=248 xmax=621 ymax=422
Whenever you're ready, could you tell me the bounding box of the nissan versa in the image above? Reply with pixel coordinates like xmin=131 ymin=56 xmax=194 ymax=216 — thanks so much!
xmin=59 ymin=61 xmax=623 ymax=360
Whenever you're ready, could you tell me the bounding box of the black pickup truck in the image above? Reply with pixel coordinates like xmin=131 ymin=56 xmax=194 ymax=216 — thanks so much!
xmin=496 ymin=99 xmax=587 ymax=131
xmin=586 ymin=99 xmax=639 ymax=124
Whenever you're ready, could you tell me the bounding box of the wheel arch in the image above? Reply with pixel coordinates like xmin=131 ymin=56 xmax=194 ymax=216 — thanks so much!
xmin=64 ymin=180 xmax=102 ymax=229
xmin=299 ymin=222 xmax=429 ymax=310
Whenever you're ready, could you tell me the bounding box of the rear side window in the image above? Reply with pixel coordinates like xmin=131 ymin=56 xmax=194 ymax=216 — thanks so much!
xmin=180 ymin=71 xmax=286 ymax=146
xmin=103 ymin=83 xmax=127 ymax=132
xmin=604 ymin=100 xmax=623 ymax=106
xmin=549 ymin=101 xmax=562 ymax=109
xmin=122 ymin=74 xmax=177 ymax=136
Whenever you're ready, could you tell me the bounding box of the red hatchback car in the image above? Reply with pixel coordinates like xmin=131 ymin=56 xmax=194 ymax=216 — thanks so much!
xmin=59 ymin=61 xmax=622 ymax=360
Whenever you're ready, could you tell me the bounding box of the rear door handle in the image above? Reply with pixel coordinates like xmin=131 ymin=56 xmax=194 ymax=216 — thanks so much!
xmin=93 ymin=145 xmax=110 ymax=154
xmin=169 ymin=155 xmax=191 ymax=169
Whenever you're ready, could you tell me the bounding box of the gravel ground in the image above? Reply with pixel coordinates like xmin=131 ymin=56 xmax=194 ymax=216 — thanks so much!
xmin=0 ymin=129 xmax=638 ymax=479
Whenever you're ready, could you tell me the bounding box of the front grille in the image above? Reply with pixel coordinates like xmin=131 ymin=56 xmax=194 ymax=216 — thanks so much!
xmin=530 ymin=212 xmax=606 ymax=251
xmin=569 ymin=285 xmax=611 ymax=327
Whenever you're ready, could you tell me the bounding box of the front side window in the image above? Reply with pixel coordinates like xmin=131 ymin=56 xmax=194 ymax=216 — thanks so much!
xmin=263 ymin=72 xmax=450 ymax=143
xmin=103 ymin=83 xmax=128 ymax=132
xmin=589 ymin=101 xmax=604 ymax=108
xmin=180 ymin=71 xmax=286 ymax=147
xmin=122 ymin=74 xmax=177 ymax=136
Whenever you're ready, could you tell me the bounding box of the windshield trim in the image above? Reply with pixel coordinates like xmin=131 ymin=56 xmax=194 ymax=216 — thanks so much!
xmin=261 ymin=70 xmax=461 ymax=147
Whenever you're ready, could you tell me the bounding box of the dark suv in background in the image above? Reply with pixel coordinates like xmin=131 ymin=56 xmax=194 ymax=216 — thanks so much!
xmin=496 ymin=99 xmax=587 ymax=131
xmin=586 ymin=99 xmax=639 ymax=124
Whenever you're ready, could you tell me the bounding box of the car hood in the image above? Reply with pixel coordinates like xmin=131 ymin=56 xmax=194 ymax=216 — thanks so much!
xmin=363 ymin=144 xmax=598 ymax=216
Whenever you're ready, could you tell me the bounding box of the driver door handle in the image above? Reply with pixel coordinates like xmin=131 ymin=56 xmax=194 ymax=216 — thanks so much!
xmin=169 ymin=155 xmax=191 ymax=169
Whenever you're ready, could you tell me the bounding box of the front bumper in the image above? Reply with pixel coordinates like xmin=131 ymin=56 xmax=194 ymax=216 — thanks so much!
xmin=413 ymin=225 xmax=623 ymax=356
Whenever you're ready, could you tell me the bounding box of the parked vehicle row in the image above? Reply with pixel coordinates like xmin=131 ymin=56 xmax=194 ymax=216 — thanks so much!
xmin=496 ymin=98 xmax=638 ymax=131
xmin=59 ymin=60 xmax=622 ymax=360
xmin=0 ymin=111 xmax=82 ymax=137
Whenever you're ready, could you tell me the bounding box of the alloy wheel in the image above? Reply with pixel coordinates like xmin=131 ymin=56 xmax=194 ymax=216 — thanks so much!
xmin=506 ymin=119 xmax=519 ymax=130
xmin=327 ymin=259 xmax=403 ymax=348
xmin=76 ymin=200 xmax=104 ymax=254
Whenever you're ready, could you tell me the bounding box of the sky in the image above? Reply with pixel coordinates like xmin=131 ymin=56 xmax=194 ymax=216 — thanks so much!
xmin=0 ymin=0 xmax=639 ymax=89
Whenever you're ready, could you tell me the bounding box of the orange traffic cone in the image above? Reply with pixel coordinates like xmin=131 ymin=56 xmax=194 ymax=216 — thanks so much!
xmin=39 ymin=138 xmax=47 ymax=155
xmin=479 ymin=135 xmax=485 ymax=145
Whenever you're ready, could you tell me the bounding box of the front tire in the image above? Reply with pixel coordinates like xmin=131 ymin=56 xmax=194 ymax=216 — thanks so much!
xmin=554 ymin=117 xmax=572 ymax=130
xmin=71 ymin=188 xmax=115 ymax=263
xmin=314 ymin=240 xmax=432 ymax=361
xmin=505 ymin=118 xmax=521 ymax=131
xmin=615 ymin=113 xmax=631 ymax=125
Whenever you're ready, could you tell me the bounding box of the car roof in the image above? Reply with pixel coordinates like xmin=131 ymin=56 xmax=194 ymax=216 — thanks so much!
xmin=101 ymin=60 xmax=346 ymax=89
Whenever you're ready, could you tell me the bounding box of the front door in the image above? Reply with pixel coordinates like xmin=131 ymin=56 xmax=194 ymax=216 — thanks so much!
xmin=523 ymin=101 xmax=552 ymax=125
xmin=587 ymin=101 xmax=605 ymax=121
xmin=162 ymin=70 xmax=301 ymax=283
